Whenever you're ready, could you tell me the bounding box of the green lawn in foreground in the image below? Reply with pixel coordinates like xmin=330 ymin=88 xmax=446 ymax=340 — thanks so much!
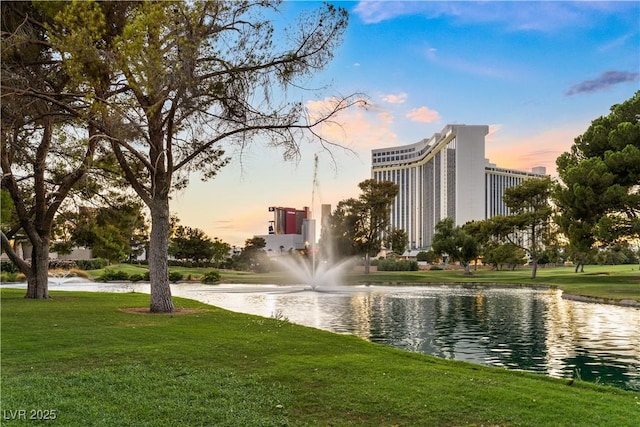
xmin=1 ymin=288 xmax=638 ymax=426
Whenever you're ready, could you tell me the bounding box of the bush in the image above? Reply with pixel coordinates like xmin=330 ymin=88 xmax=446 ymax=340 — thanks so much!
xmin=75 ymin=258 xmax=109 ymax=270
xmin=429 ymin=265 xmax=443 ymax=271
xmin=201 ymin=270 xmax=221 ymax=284
xmin=48 ymin=259 xmax=78 ymax=270
xmin=377 ymin=259 xmax=418 ymax=271
xmin=0 ymin=261 xmax=18 ymax=273
xmin=169 ymin=271 xmax=183 ymax=283
xmin=168 ymin=260 xmax=214 ymax=268
xmin=129 ymin=274 xmax=145 ymax=282
xmin=99 ymin=269 xmax=129 ymax=282
xmin=0 ymin=272 xmax=25 ymax=282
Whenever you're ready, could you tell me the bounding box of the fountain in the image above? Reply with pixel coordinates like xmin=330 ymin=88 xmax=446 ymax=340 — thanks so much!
xmin=275 ymin=153 xmax=355 ymax=290
xmin=276 ymin=251 xmax=354 ymax=290
xmin=48 ymin=270 xmax=93 ymax=286
xmin=49 ymin=270 xmax=74 ymax=286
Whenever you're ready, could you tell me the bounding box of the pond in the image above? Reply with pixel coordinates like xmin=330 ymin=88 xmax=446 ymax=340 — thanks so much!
xmin=5 ymin=281 xmax=640 ymax=391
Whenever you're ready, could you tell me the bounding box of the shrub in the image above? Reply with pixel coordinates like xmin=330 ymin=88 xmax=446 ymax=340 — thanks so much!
xmin=429 ymin=265 xmax=443 ymax=271
xmin=75 ymin=258 xmax=109 ymax=270
xmin=0 ymin=272 xmax=25 ymax=282
xmin=169 ymin=271 xmax=183 ymax=283
xmin=377 ymin=259 xmax=418 ymax=271
xmin=129 ymin=274 xmax=145 ymax=282
xmin=48 ymin=259 xmax=78 ymax=270
xmin=99 ymin=269 xmax=129 ymax=282
xmin=201 ymin=270 xmax=221 ymax=284
xmin=0 ymin=261 xmax=18 ymax=273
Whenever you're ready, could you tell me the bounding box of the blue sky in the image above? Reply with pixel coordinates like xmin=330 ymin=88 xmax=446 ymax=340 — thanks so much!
xmin=173 ymin=1 xmax=640 ymax=246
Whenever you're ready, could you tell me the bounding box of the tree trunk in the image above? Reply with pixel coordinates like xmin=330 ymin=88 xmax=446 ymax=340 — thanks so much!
xmin=148 ymin=197 xmax=174 ymax=313
xmin=26 ymin=238 xmax=49 ymax=299
xmin=463 ymin=263 xmax=472 ymax=275
xmin=574 ymin=261 xmax=582 ymax=273
xmin=530 ymin=257 xmax=538 ymax=279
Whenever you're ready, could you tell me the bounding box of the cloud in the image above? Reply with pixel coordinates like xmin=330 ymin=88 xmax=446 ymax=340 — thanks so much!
xmin=381 ymin=92 xmax=408 ymax=104
xmin=486 ymin=124 xmax=503 ymax=140
xmin=597 ymin=32 xmax=635 ymax=52
xmin=305 ymin=98 xmax=397 ymax=148
xmin=422 ymin=45 xmax=515 ymax=79
xmin=485 ymin=124 xmax=585 ymax=176
xmin=406 ymin=106 xmax=440 ymax=123
xmin=353 ymin=1 xmax=636 ymax=32
xmin=566 ymin=71 xmax=640 ymax=95
xmin=353 ymin=1 xmax=426 ymax=24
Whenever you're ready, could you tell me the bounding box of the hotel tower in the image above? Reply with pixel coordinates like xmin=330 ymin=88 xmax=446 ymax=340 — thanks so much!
xmin=371 ymin=124 xmax=546 ymax=250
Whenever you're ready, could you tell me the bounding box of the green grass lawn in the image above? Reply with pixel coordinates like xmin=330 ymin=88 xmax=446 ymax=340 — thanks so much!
xmin=1 ymin=288 xmax=638 ymax=426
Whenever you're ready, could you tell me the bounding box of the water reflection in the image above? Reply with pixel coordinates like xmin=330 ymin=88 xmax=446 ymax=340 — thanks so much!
xmin=4 ymin=282 xmax=638 ymax=390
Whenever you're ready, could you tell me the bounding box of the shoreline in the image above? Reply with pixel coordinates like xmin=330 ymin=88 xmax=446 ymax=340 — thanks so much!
xmin=348 ymin=280 xmax=640 ymax=308
xmin=561 ymin=292 xmax=640 ymax=308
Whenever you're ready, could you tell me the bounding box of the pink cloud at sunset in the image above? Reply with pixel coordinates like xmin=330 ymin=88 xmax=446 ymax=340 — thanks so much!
xmin=406 ymin=106 xmax=441 ymax=123
xmin=485 ymin=124 xmax=585 ymax=176
xmin=381 ymin=92 xmax=408 ymax=104
xmin=305 ymin=97 xmax=398 ymax=149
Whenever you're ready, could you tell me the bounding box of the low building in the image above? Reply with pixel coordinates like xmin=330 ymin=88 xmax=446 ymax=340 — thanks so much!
xmin=256 ymin=206 xmax=317 ymax=257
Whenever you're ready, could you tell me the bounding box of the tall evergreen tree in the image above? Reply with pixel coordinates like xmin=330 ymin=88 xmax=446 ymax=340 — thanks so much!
xmin=328 ymin=179 xmax=398 ymax=273
xmin=555 ymin=92 xmax=640 ymax=271
xmin=0 ymin=2 xmax=103 ymax=298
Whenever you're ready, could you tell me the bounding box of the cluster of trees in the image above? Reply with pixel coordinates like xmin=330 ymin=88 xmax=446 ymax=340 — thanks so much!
xmin=1 ymin=1 xmax=361 ymax=311
xmin=52 ymin=199 xmax=148 ymax=263
xmin=322 ymin=179 xmax=399 ymax=273
xmin=555 ymin=91 xmax=640 ymax=272
xmin=168 ymin=226 xmax=230 ymax=267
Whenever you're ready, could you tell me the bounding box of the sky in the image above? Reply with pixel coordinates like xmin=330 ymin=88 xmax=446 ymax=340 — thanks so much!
xmin=172 ymin=1 xmax=640 ymax=247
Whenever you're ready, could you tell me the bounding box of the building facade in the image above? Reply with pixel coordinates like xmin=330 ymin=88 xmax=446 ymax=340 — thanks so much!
xmin=257 ymin=206 xmax=315 ymax=256
xmin=371 ymin=124 xmax=546 ymax=250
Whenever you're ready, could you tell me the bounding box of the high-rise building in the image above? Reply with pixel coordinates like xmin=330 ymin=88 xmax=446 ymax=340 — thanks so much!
xmin=371 ymin=124 xmax=546 ymax=250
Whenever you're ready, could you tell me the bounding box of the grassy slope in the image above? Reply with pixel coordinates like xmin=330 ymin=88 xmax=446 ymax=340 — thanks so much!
xmin=2 ymin=289 xmax=638 ymax=426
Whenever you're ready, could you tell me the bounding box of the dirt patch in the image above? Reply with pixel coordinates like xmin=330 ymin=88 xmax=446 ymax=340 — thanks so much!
xmin=118 ymin=307 xmax=209 ymax=315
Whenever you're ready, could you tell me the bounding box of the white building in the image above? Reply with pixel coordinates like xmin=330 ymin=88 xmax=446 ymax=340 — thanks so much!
xmin=371 ymin=124 xmax=546 ymax=250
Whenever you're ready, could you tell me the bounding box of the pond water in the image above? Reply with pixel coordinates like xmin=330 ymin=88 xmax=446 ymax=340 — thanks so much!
xmin=4 ymin=281 xmax=639 ymax=391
